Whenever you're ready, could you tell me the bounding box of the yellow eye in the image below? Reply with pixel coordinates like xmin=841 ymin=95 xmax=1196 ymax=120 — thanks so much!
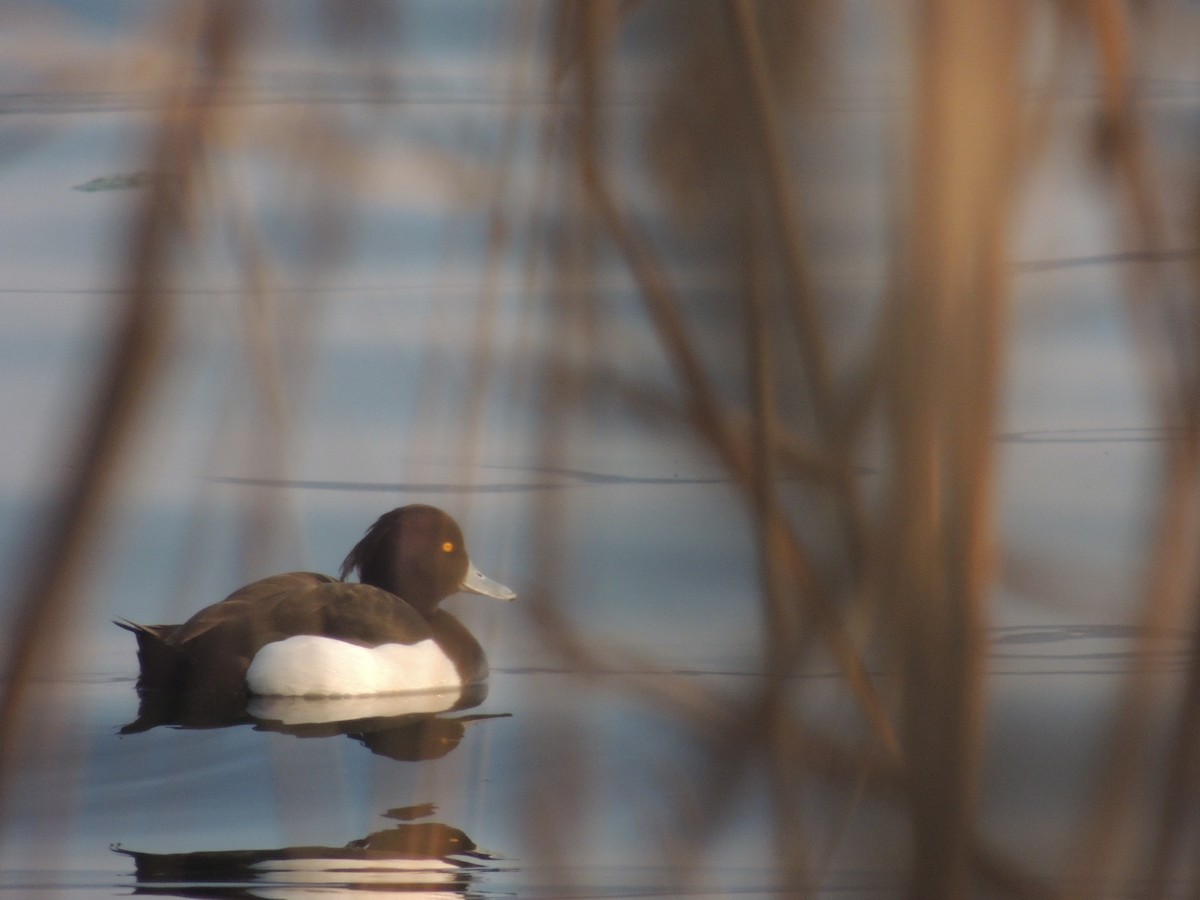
xmin=442 ymin=541 xmax=455 ymax=553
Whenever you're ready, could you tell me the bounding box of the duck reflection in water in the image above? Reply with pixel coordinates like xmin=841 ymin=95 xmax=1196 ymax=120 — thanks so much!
xmin=120 ymin=678 xmax=510 ymax=762
xmin=115 ymin=805 xmax=498 ymax=898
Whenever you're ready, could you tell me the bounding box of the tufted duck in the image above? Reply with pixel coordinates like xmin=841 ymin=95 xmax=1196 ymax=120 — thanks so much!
xmin=117 ymin=505 xmax=515 ymax=697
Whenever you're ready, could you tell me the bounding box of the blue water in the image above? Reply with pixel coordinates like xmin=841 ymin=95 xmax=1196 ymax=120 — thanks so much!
xmin=0 ymin=618 xmax=1189 ymax=896
xmin=2 ymin=2 xmax=1198 ymax=896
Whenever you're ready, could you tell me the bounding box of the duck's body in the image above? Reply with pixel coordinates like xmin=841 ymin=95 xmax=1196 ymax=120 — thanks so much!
xmin=118 ymin=506 xmax=514 ymax=698
xmin=118 ymin=573 xmax=485 ymax=696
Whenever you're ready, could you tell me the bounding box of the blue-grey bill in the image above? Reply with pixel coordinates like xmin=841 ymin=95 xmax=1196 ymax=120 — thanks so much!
xmin=460 ymin=561 xmax=516 ymax=600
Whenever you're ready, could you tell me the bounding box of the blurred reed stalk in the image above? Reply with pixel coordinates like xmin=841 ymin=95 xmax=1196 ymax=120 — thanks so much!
xmin=886 ymin=2 xmax=1026 ymax=896
xmin=544 ymin=1 xmax=1019 ymax=896
xmin=1065 ymin=2 xmax=1200 ymax=894
xmin=538 ymin=1 xmax=1197 ymax=897
xmin=0 ymin=0 xmax=247 ymax=823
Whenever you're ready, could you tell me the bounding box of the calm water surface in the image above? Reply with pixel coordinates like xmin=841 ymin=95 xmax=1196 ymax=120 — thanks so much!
xmin=2 ymin=4 xmax=1196 ymax=896
xmin=0 ymin=613 xmax=1188 ymax=897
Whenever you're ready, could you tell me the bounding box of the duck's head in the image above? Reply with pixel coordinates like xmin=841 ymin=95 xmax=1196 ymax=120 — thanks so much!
xmin=338 ymin=505 xmax=515 ymax=615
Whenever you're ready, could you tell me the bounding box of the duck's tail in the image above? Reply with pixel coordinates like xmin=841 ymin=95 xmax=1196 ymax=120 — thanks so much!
xmin=114 ymin=619 xmax=184 ymax=690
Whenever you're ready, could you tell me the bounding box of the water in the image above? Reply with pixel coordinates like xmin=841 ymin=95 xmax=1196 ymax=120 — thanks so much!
xmin=3 ymin=3 xmax=1199 ymax=896
xmin=0 ymin=618 xmax=1189 ymax=896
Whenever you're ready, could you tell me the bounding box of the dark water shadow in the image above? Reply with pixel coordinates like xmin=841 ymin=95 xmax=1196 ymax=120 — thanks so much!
xmin=208 ymin=470 xmax=730 ymax=495
xmin=989 ymin=624 xmax=1196 ymax=675
xmin=207 ymin=459 xmax=878 ymax=495
xmin=996 ymin=426 xmax=1183 ymax=444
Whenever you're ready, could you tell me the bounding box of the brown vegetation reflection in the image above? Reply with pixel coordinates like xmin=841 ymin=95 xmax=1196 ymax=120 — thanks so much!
xmin=2 ymin=1 xmax=1200 ymax=898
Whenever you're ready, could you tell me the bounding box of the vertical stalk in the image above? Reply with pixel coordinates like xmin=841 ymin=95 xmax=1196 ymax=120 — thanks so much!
xmin=0 ymin=0 xmax=245 ymax=827
xmin=892 ymin=2 xmax=1024 ymax=896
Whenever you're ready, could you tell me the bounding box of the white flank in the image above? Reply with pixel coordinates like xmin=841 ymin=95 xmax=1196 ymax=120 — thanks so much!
xmin=245 ymin=635 xmax=462 ymax=697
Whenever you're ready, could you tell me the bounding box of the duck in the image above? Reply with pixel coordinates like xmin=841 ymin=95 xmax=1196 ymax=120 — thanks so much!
xmin=117 ymin=505 xmax=515 ymax=697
